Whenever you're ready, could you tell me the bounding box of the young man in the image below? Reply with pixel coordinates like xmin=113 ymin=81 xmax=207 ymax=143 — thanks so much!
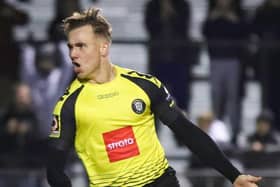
xmin=46 ymin=7 xmax=261 ymax=187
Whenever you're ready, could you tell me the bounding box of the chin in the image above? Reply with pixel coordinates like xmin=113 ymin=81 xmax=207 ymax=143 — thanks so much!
xmin=77 ymin=74 xmax=90 ymax=81
xmin=77 ymin=77 xmax=88 ymax=83
xmin=76 ymin=74 xmax=85 ymax=80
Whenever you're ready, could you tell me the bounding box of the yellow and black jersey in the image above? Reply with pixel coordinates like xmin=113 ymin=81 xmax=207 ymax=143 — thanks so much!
xmin=48 ymin=65 xmax=177 ymax=187
xmin=48 ymin=65 xmax=241 ymax=186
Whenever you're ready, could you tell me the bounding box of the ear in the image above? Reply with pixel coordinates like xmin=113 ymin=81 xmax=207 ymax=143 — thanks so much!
xmin=100 ymin=42 xmax=109 ymax=56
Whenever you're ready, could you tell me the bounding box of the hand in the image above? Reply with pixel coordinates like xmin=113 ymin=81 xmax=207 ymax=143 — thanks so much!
xmin=233 ymin=174 xmax=262 ymax=187
xmin=251 ymin=141 xmax=264 ymax=152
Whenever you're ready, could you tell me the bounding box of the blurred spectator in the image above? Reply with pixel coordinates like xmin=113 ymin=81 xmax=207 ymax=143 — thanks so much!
xmin=48 ymin=0 xmax=100 ymax=42
xmin=250 ymin=0 xmax=280 ymax=131
xmin=247 ymin=110 xmax=278 ymax=152
xmin=195 ymin=111 xmax=231 ymax=147
xmin=20 ymin=42 xmax=73 ymax=141
xmin=0 ymin=83 xmax=41 ymax=187
xmin=241 ymin=110 xmax=280 ymax=187
xmin=144 ymin=0 xmax=196 ymax=112
xmin=202 ymin=0 xmax=250 ymax=145
xmin=47 ymin=0 xmax=81 ymax=42
xmin=144 ymin=0 xmax=198 ymax=145
xmin=188 ymin=111 xmax=231 ymax=187
xmin=0 ymin=83 xmax=37 ymax=157
xmin=0 ymin=0 xmax=29 ymax=106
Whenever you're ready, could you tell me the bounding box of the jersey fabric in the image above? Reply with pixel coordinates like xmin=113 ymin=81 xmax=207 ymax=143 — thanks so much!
xmin=49 ymin=65 xmax=174 ymax=187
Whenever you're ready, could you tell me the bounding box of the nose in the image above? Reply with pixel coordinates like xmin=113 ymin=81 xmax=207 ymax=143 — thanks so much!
xmin=70 ymin=48 xmax=78 ymax=60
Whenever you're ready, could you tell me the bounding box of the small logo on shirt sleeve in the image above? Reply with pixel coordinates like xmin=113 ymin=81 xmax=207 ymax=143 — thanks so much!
xmin=49 ymin=115 xmax=61 ymax=138
xmin=163 ymin=86 xmax=175 ymax=106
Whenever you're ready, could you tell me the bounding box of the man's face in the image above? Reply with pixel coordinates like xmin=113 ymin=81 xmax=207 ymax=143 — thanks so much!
xmin=67 ymin=25 xmax=102 ymax=80
xmin=16 ymin=84 xmax=32 ymax=107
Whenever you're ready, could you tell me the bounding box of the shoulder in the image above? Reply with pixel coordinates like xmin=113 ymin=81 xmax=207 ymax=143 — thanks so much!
xmin=59 ymin=79 xmax=83 ymax=101
xmin=118 ymin=66 xmax=162 ymax=88
xmin=117 ymin=66 xmax=173 ymax=107
xmin=53 ymin=79 xmax=84 ymax=114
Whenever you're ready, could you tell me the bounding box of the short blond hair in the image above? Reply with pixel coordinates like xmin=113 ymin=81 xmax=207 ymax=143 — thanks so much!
xmin=63 ymin=7 xmax=112 ymax=42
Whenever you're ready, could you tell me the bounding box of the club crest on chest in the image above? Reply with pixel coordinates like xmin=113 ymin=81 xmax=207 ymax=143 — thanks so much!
xmin=131 ymin=99 xmax=146 ymax=114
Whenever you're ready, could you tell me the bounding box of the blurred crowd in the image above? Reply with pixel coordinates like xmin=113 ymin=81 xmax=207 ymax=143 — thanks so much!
xmin=0 ymin=0 xmax=280 ymax=186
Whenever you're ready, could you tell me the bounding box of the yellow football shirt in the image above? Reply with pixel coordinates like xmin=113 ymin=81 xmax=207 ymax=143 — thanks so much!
xmin=49 ymin=65 xmax=176 ymax=186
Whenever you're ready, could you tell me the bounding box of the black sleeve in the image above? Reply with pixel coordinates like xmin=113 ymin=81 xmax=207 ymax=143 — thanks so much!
xmin=46 ymin=86 xmax=82 ymax=187
xmin=46 ymin=107 xmax=74 ymax=187
xmin=152 ymin=85 xmax=241 ymax=183
xmin=48 ymin=86 xmax=81 ymax=150
xmin=46 ymin=146 xmax=72 ymax=187
xmin=120 ymin=73 xmax=240 ymax=182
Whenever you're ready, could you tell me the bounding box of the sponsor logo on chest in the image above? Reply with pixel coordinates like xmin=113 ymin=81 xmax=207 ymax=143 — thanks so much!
xmin=107 ymin=138 xmax=135 ymax=150
xmin=102 ymin=126 xmax=140 ymax=162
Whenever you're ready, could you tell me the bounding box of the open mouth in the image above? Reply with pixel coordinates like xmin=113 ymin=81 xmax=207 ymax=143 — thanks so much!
xmin=73 ymin=62 xmax=80 ymax=67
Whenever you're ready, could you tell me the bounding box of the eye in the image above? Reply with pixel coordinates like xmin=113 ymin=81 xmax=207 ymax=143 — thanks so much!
xmin=76 ymin=43 xmax=86 ymax=49
xmin=67 ymin=43 xmax=73 ymax=50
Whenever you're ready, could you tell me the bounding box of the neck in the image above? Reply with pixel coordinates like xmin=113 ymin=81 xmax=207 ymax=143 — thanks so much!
xmin=89 ymin=61 xmax=116 ymax=84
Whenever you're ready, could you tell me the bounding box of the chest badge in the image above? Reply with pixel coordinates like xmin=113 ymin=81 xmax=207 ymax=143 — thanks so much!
xmin=132 ymin=99 xmax=146 ymax=114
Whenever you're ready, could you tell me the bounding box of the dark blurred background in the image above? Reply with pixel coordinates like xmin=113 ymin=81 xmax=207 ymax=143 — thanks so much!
xmin=1 ymin=0 xmax=280 ymax=186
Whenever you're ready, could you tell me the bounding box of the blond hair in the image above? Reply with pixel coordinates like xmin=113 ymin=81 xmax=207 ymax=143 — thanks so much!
xmin=63 ymin=7 xmax=112 ymax=42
